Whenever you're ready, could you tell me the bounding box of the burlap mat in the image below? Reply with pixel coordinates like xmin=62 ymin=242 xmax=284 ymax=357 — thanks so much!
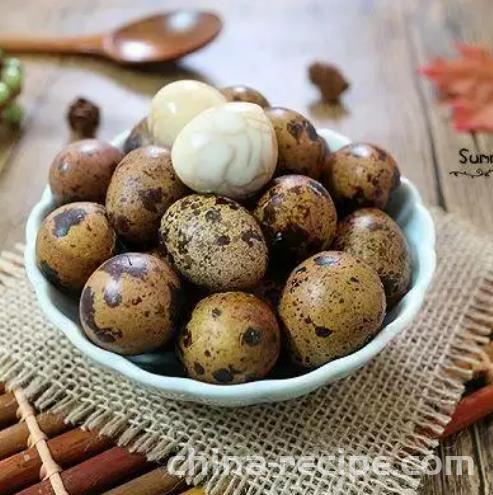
xmin=0 ymin=210 xmax=492 ymax=495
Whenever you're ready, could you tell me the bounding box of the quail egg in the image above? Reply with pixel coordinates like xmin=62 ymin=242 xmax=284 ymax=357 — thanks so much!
xmin=279 ymin=251 xmax=386 ymax=368
xmin=36 ymin=202 xmax=117 ymax=291
xmin=322 ymin=143 xmax=400 ymax=210
xmin=254 ymin=175 xmax=337 ymax=264
xmin=333 ymin=208 xmax=412 ymax=306
xmin=49 ymin=139 xmax=123 ymax=204
xmin=220 ymin=85 xmax=270 ymax=107
xmin=177 ymin=291 xmax=280 ymax=384
xmin=265 ymin=107 xmax=326 ymax=179
xmin=80 ymin=253 xmax=183 ymax=355
xmin=160 ymin=194 xmax=268 ymax=291
xmin=106 ymin=145 xmax=188 ymax=245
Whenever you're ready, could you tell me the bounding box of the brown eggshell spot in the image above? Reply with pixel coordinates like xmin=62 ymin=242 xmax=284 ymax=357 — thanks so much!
xmin=265 ymin=107 xmax=326 ymax=179
xmin=36 ymin=202 xmax=117 ymax=291
xmin=80 ymin=253 xmax=183 ymax=355
xmin=332 ymin=208 xmax=412 ymax=307
xmin=254 ymin=175 xmax=337 ymax=264
xmin=106 ymin=145 xmax=188 ymax=245
xmin=177 ymin=292 xmax=280 ymax=384
xmin=49 ymin=139 xmax=123 ymax=204
xmin=279 ymin=251 xmax=386 ymax=368
xmin=322 ymin=143 xmax=400 ymax=210
xmin=160 ymin=194 xmax=268 ymax=291
xmin=123 ymin=118 xmax=154 ymax=154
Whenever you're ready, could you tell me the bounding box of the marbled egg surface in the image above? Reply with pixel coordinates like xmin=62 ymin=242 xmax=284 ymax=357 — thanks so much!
xmin=149 ymin=80 xmax=226 ymax=147
xmin=171 ymin=102 xmax=278 ymax=199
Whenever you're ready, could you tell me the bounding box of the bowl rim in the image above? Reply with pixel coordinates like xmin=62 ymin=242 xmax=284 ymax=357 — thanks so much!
xmin=25 ymin=128 xmax=436 ymax=406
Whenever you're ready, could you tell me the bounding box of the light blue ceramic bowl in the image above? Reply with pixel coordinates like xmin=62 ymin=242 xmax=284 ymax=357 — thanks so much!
xmin=25 ymin=129 xmax=436 ymax=407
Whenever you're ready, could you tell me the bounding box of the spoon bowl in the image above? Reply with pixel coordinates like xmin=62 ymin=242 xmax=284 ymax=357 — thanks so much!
xmin=0 ymin=11 xmax=223 ymax=64
xmin=106 ymin=12 xmax=222 ymax=63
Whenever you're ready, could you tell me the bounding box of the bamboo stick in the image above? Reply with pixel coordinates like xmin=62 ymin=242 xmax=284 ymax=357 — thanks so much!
xmin=178 ymin=489 xmax=205 ymax=495
xmin=102 ymin=467 xmax=184 ymax=495
xmin=0 ymin=427 xmax=113 ymax=494
xmin=0 ymin=392 xmax=17 ymax=429
xmin=0 ymin=412 xmax=68 ymax=460
xmin=17 ymin=446 xmax=149 ymax=495
xmin=441 ymin=384 xmax=493 ymax=438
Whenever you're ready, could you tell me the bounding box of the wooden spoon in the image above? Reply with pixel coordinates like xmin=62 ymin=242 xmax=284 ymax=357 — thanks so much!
xmin=0 ymin=11 xmax=222 ymax=64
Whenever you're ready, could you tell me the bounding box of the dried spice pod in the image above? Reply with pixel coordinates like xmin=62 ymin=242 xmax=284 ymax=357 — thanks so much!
xmin=308 ymin=61 xmax=349 ymax=102
xmin=67 ymin=97 xmax=100 ymax=140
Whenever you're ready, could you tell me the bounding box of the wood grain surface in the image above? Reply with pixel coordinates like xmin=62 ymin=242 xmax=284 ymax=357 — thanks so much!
xmin=0 ymin=0 xmax=492 ymax=493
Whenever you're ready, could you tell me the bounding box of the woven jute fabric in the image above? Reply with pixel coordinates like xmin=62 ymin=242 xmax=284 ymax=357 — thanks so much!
xmin=0 ymin=211 xmax=492 ymax=495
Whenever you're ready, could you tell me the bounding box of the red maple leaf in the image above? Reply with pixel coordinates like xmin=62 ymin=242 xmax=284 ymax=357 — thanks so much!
xmin=419 ymin=44 xmax=493 ymax=132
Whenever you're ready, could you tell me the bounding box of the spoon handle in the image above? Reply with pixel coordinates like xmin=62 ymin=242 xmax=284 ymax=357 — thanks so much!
xmin=0 ymin=34 xmax=104 ymax=56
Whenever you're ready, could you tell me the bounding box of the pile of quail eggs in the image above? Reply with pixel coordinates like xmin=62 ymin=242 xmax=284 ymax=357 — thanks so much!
xmin=36 ymin=80 xmax=411 ymax=384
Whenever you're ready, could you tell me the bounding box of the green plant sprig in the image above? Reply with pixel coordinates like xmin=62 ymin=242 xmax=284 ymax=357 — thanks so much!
xmin=0 ymin=49 xmax=24 ymax=127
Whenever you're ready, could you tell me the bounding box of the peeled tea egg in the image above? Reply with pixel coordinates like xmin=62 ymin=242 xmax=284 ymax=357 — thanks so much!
xmin=148 ymin=80 xmax=226 ymax=147
xmin=171 ymin=102 xmax=278 ymax=199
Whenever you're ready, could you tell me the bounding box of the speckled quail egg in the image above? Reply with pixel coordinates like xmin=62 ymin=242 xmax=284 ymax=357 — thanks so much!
xmin=80 ymin=253 xmax=183 ymax=355
xmin=333 ymin=208 xmax=412 ymax=307
xmin=160 ymin=194 xmax=268 ymax=291
xmin=177 ymin=291 xmax=280 ymax=384
xmin=220 ymin=85 xmax=270 ymax=107
xmin=265 ymin=107 xmax=326 ymax=179
xmin=148 ymin=80 xmax=226 ymax=147
xmin=36 ymin=202 xmax=117 ymax=291
xmin=123 ymin=118 xmax=154 ymax=154
xmin=279 ymin=251 xmax=386 ymax=368
xmin=49 ymin=139 xmax=123 ymax=204
xmin=171 ymin=102 xmax=278 ymax=199
xmin=106 ymin=145 xmax=188 ymax=245
xmin=322 ymin=143 xmax=400 ymax=210
xmin=254 ymin=175 xmax=337 ymax=264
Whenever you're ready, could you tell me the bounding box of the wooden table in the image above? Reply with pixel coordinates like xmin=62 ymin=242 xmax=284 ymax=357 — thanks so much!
xmin=0 ymin=0 xmax=491 ymax=493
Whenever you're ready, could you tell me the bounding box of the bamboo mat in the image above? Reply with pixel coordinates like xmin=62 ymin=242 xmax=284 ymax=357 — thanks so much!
xmin=0 ymin=380 xmax=191 ymax=494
